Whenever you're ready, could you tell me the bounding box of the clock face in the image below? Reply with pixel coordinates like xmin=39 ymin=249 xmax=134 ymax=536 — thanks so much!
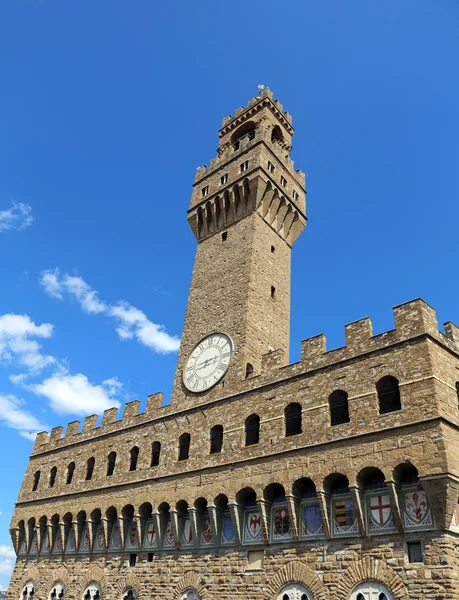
xmin=183 ymin=333 xmax=233 ymax=393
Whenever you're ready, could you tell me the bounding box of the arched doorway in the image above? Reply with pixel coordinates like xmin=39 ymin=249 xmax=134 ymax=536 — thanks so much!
xmin=277 ymin=583 xmax=313 ymax=600
xmin=180 ymin=590 xmax=199 ymax=600
xmin=351 ymin=581 xmax=393 ymax=600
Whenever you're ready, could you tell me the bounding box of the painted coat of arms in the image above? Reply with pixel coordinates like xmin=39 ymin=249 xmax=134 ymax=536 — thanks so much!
xmin=301 ymin=503 xmax=323 ymax=537
xmin=125 ymin=521 xmax=138 ymax=550
xmin=200 ymin=516 xmax=213 ymax=545
xmin=94 ymin=523 xmax=105 ymax=552
xmin=368 ymin=494 xmax=395 ymax=531
xmin=221 ymin=512 xmax=235 ymax=544
xmin=80 ymin=526 xmax=90 ymax=552
xmin=404 ymin=490 xmax=432 ymax=528
xmin=41 ymin=530 xmax=50 ymax=554
xmin=333 ymin=498 xmax=358 ymax=535
xmin=143 ymin=520 xmax=157 ymax=549
xmin=182 ymin=518 xmax=193 ymax=547
xmin=29 ymin=534 xmax=38 ymax=555
xmin=66 ymin=528 xmax=76 ymax=552
xmin=244 ymin=510 xmax=263 ymax=543
xmin=109 ymin=522 xmax=122 ymax=550
xmin=53 ymin=530 xmax=63 ymax=553
xmin=163 ymin=521 xmax=175 ymax=548
xmin=272 ymin=507 xmax=292 ymax=541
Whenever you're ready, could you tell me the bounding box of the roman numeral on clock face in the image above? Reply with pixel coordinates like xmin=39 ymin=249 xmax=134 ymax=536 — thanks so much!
xmin=183 ymin=333 xmax=233 ymax=393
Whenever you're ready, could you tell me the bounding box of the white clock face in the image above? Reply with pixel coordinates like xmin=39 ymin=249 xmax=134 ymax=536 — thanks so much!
xmin=183 ymin=333 xmax=233 ymax=393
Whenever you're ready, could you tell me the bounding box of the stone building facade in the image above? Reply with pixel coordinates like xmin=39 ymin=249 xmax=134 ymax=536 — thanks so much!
xmin=7 ymin=89 xmax=459 ymax=600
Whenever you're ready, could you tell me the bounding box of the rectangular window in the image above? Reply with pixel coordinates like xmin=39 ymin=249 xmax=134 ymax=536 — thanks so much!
xmin=129 ymin=553 xmax=137 ymax=567
xmin=292 ymin=190 xmax=298 ymax=199
xmin=220 ymin=173 xmax=228 ymax=185
xmin=407 ymin=541 xmax=423 ymax=563
xmin=280 ymin=176 xmax=287 ymax=187
xmin=240 ymin=161 xmax=249 ymax=173
xmin=202 ymin=186 xmax=209 ymax=197
xmin=147 ymin=552 xmax=154 ymax=562
xmin=267 ymin=161 xmax=275 ymax=173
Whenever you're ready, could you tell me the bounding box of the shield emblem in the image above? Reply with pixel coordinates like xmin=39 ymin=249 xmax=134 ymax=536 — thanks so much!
xmin=94 ymin=524 xmax=105 ymax=551
xmin=302 ymin=503 xmax=323 ymax=536
xmin=29 ymin=534 xmax=38 ymax=554
xmin=110 ymin=522 xmax=121 ymax=549
xmin=370 ymin=494 xmax=392 ymax=527
xmin=334 ymin=498 xmax=358 ymax=534
xmin=54 ymin=530 xmax=63 ymax=553
xmin=273 ymin=508 xmax=292 ymax=540
xmin=201 ymin=516 xmax=213 ymax=544
xmin=244 ymin=510 xmax=262 ymax=542
xmin=144 ymin=521 xmax=156 ymax=548
xmin=42 ymin=531 xmax=50 ymax=553
xmin=221 ymin=513 xmax=234 ymax=543
xmin=405 ymin=491 xmax=429 ymax=525
xmin=164 ymin=521 xmax=174 ymax=547
xmin=67 ymin=528 xmax=76 ymax=552
xmin=80 ymin=526 xmax=90 ymax=551
xmin=182 ymin=519 xmax=193 ymax=546
xmin=19 ymin=539 xmax=26 ymax=555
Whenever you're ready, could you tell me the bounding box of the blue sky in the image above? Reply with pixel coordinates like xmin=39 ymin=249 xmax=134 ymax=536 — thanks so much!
xmin=0 ymin=0 xmax=458 ymax=588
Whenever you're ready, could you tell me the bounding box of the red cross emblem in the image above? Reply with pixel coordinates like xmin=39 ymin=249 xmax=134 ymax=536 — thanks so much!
xmin=370 ymin=495 xmax=391 ymax=526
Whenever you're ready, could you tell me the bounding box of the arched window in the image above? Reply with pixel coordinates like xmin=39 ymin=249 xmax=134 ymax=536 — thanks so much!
xmin=271 ymin=125 xmax=284 ymax=144
xmin=21 ymin=581 xmax=35 ymax=600
xmin=107 ymin=452 xmax=116 ymax=476
xmin=285 ymin=403 xmax=302 ymax=436
xmin=329 ymin=390 xmax=350 ymax=426
xmin=129 ymin=446 xmax=139 ymax=471
xmin=123 ymin=590 xmax=136 ymax=600
xmin=178 ymin=433 xmax=190 ymax=461
xmin=377 ymin=376 xmax=401 ymax=414
xmin=245 ymin=363 xmax=254 ymax=378
xmin=86 ymin=457 xmax=95 ymax=481
xmin=393 ymin=463 xmax=419 ymax=487
xmin=277 ymin=583 xmax=312 ymax=600
xmin=66 ymin=462 xmax=75 ymax=485
xmin=151 ymin=441 xmax=161 ymax=467
xmin=32 ymin=471 xmax=40 ymax=491
xmin=245 ymin=414 xmax=260 ymax=446
xmin=210 ymin=425 xmax=223 ymax=454
xmin=231 ymin=121 xmax=256 ymax=150
xmin=49 ymin=466 xmax=57 ymax=488
xmin=351 ymin=582 xmax=393 ymax=600
xmin=83 ymin=583 xmax=101 ymax=600
xmin=49 ymin=583 xmax=65 ymax=599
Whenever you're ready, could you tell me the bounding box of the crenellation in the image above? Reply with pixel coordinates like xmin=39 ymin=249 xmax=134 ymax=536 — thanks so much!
xmin=300 ymin=334 xmax=327 ymax=366
xmin=146 ymin=392 xmax=165 ymax=416
xmin=32 ymin=432 xmax=49 ymax=453
xmin=261 ymin=348 xmax=286 ymax=373
xmin=65 ymin=421 xmax=80 ymax=438
xmin=122 ymin=399 xmax=141 ymax=421
xmin=444 ymin=321 xmax=459 ymax=346
xmin=49 ymin=426 xmax=63 ymax=443
xmin=82 ymin=415 xmax=98 ymax=434
xmin=345 ymin=317 xmax=373 ymax=349
xmin=101 ymin=406 xmax=118 ymax=427
xmin=393 ymin=298 xmax=439 ymax=339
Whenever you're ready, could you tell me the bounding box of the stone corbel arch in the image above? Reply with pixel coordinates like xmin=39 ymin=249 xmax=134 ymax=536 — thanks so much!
xmin=43 ymin=565 xmax=69 ymax=597
xmin=115 ymin=573 xmax=142 ymax=599
xmin=334 ymin=557 xmax=409 ymax=600
xmin=174 ymin=570 xmax=208 ymax=599
xmin=264 ymin=561 xmax=327 ymax=600
xmin=76 ymin=565 xmax=107 ymax=598
xmin=18 ymin=565 xmax=42 ymax=598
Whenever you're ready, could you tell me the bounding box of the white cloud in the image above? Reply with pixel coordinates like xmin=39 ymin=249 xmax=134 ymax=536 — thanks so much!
xmin=0 ymin=545 xmax=15 ymax=589
xmin=0 ymin=314 xmax=55 ymax=373
xmin=0 ymin=201 xmax=33 ymax=233
xmin=0 ymin=394 xmax=48 ymax=439
xmin=29 ymin=372 xmax=121 ymax=416
xmin=40 ymin=269 xmax=180 ymax=353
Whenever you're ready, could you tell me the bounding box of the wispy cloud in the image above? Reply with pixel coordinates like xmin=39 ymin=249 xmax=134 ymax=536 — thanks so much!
xmin=40 ymin=269 xmax=180 ymax=353
xmin=0 ymin=544 xmax=16 ymax=587
xmin=1 ymin=311 xmax=123 ymax=439
xmin=28 ymin=373 xmax=121 ymax=416
xmin=0 ymin=201 xmax=33 ymax=233
xmin=0 ymin=394 xmax=49 ymax=439
xmin=0 ymin=313 xmax=55 ymax=373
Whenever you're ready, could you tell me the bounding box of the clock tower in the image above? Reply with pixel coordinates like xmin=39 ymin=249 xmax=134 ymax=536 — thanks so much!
xmin=171 ymin=88 xmax=306 ymax=407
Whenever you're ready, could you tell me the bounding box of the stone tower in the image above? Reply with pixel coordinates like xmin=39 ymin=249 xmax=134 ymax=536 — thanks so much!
xmin=171 ymin=88 xmax=306 ymax=407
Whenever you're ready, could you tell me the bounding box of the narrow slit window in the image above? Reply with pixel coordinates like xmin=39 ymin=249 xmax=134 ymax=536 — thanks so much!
xmin=280 ymin=176 xmax=287 ymax=187
xmin=32 ymin=470 xmax=40 ymax=491
xmin=271 ymin=286 xmax=276 ymax=299
xmin=240 ymin=160 xmax=249 ymax=173
xmin=49 ymin=466 xmax=57 ymax=488
xmin=220 ymin=173 xmax=228 ymax=185
xmin=107 ymin=451 xmax=116 ymax=476
xmin=267 ymin=161 xmax=275 ymax=173
xmin=202 ymin=186 xmax=209 ymax=197
xmin=151 ymin=441 xmax=161 ymax=467
xmin=222 ymin=231 xmax=228 ymax=242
